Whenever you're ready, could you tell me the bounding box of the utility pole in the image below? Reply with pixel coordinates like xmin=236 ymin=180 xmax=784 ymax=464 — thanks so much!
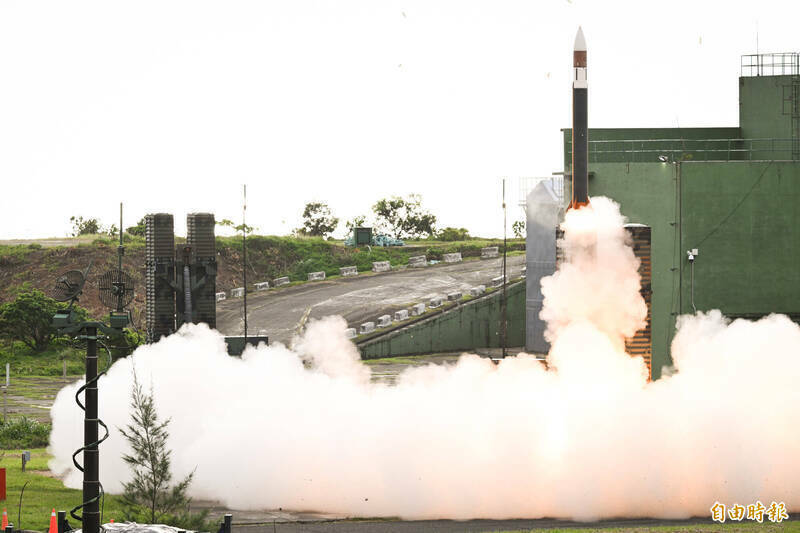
xmin=242 ymin=184 xmax=248 ymax=343
xmin=83 ymin=325 xmax=100 ymax=533
xmin=502 ymin=178 xmax=508 ymax=358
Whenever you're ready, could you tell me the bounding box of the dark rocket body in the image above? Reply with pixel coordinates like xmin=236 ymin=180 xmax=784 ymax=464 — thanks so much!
xmin=569 ymin=27 xmax=589 ymax=210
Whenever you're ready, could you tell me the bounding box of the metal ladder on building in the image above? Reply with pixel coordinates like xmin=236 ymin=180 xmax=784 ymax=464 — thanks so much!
xmin=783 ymin=75 xmax=800 ymax=160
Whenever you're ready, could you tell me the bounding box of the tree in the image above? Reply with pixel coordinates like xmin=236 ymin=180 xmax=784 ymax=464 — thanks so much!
xmin=512 ymin=220 xmax=526 ymax=239
xmin=126 ymin=218 xmax=147 ymax=237
xmin=301 ymin=202 xmax=339 ymax=238
xmin=69 ymin=216 xmax=101 ymax=237
xmin=345 ymin=215 xmax=367 ymax=234
xmin=436 ymin=227 xmax=471 ymax=241
xmin=119 ymin=370 xmax=196 ymax=525
xmin=0 ymin=288 xmax=88 ymax=352
xmin=372 ymin=194 xmax=436 ymax=239
xmin=216 ymin=219 xmax=256 ymax=235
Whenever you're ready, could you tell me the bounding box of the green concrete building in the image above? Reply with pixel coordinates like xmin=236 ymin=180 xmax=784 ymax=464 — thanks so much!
xmin=561 ymin=53 xmax=800 ymax=379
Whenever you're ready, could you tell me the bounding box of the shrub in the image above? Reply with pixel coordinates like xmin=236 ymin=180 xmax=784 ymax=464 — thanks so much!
xmin=0 ymin=416 xmax=51 ymax=449
xmin=436 ymin=227 xmax=471 ymax=241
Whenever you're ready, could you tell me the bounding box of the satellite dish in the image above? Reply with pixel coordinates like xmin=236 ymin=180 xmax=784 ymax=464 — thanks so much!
xmin=98 ymin=269 xmax=134 ymax=310
xmin=52 ymin=270 xmax=87 ymax=302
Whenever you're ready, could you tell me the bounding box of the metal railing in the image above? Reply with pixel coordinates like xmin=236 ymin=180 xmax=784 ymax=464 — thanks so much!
xmin=741 ymin=53 xmax=799 ymax=77
xmin=564 ymin=137 xmax=798 ymax=162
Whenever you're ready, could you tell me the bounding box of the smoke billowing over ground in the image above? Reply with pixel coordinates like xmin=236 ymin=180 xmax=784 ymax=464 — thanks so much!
xmin=49 ymin=197 xmax=799 ymax=520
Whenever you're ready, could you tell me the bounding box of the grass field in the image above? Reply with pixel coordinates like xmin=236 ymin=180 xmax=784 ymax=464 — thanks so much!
xmin=0 ymin=448 xmax=125 ymax=532
xmin=0 ymin=341 xmax=90 ymax=424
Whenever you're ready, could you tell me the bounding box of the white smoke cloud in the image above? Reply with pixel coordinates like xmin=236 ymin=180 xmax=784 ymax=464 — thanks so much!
xmin=49 ymin=197 xmax=800 ymax=520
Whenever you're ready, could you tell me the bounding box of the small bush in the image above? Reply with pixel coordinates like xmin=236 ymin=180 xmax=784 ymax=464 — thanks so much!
xmin=0 ymin=416 xmax=51 ymax=449
xmin=436 ymin=227 xmax=471 ymax=241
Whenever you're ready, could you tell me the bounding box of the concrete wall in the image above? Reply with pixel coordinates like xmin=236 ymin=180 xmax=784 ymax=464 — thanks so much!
xmin=564 ymin=160 xmax=800 ymax=378
xmin=739 ymin=75 xmax=797 ymax=159
xmin=680 ymin=161 xmax=800 ymax=317
xmin=358 ymin=281 xmax=525 ymax=359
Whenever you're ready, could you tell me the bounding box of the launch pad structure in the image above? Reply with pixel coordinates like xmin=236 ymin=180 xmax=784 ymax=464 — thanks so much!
xmin=144 ymin=212 xmax=268 ymax=354
xmin=528 ymin=49 xmax=800 ymax=379
xmin=145 ymin=213 xmax=218 ymax=343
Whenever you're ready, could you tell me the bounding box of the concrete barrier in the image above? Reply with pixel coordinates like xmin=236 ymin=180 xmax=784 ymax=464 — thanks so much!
xmin=340 ymin=266 xmax=358 ymax=277
xmin=230 ymin=288 xmax=244 ymax=298
xmin=254 ymin=281 xmax=270 ymax=291
xmin=372 ymin=261 xmax=391 ymax=273
xmin=273 ymin=276 xmax=290 ymax=287
xmin=447 ymin=291 xmax=462 ymax=302
xmin=308 ymin=271 xmax=326 ymax=281
xmin=411 ymin=303 xmax=426 ymax=316
xmin=469 ymin=285 xmax=486 ymax=297
xmin=344 ymin=328 xmax=357 ymax=339
xmin=360 ymin=322 xmax=375 ymax=334
xmin=394 ymin=309 xmax=409 ymax=321
xmin=491 ymin=275 xmax=505 ymax=287
xmin=408 ymin=255 xmax=427 ymax=268
xmin=215 ymin=292 xmax=227 ymax=302
xmin=481 ymin=246 xmax=499 ymax=259
xmin=429 ymin=296 xmax=443 ymax=308
xmin=377 ymin=314 xmax=392 ymax=327
xmin=443 ymin=252 xmax=462 ymax=263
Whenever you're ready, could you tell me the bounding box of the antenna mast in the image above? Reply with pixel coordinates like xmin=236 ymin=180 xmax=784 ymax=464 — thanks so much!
xmin=242 ymin=184 xmax=248 ymax=343
xmin=502 ymin=178 xmax=508 ymax=358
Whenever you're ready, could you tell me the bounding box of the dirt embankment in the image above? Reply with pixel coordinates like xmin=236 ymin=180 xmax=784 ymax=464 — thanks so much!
xmin=0 ymin=244 xmax=262 ymax=327
xmin=0 ymin=237 xmax=525 ymax=326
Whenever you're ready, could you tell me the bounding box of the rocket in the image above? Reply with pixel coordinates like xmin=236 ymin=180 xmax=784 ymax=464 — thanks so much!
xmin=569 ymin=26 xmax=590 ymax=210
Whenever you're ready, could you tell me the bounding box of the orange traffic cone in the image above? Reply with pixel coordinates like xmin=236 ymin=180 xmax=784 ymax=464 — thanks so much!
xmin=48 ymin=508 xmax=57 ymax=533
xmin=2 ymin=508 xmax=8 ymax=529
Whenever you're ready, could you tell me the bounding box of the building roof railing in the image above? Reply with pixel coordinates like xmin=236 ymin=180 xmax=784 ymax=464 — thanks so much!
xmin=564 ymin=137 xmax=799 ymax=163
xmin=741 ymin=53 xmax=799 ymax=77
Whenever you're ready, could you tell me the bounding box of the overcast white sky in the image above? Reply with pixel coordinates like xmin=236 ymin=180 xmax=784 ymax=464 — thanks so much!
xmin=1 ymin=1 xmax=798 ymax=239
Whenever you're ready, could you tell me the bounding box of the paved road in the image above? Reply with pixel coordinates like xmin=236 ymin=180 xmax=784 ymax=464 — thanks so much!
xmin=217 ymin=256 xmax=526 ymax=345
xmin=232 ymin=516 xmax=727 ymax=533
xmin=0 ymin=236 xmax=97 ymax=247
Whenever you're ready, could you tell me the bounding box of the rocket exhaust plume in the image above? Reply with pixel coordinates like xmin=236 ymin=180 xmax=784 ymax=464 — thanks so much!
xmin=570 ymin=26 xmax=590 ymax=211
xmin=49 ymin=197 xmax=800 ymax=520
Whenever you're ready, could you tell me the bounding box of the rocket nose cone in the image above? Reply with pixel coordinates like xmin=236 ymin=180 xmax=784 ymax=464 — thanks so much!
xmin=574 ymin=26 xmax=586 ymax=51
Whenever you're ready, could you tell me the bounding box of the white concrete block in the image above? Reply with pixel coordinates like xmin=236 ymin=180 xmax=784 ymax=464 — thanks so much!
xmin=408 ymin=255 xmax=427 ymax=267
xmin=411 ymin=303 xmax=426 ymax=316
xmin=394 ymin=309 xmax=409 ymax=321
xmin=215 ymin=292 xmax=227 ymax=302
xmin=469 ymin=285 xmax=486 ymax=297
xmin=429 ymin=296 xmax=443 ymax=308
xmin=377 ymin=314 xmax=392 ymax=327
xmin=340 ymin=266 xmax=358 ymax=276
xmin=443 ymin=252 xmax=462 ymax=263
xmin=254 ymin=281 xmax=270 ymax=291
xmin=273 ymin=276 xmax=290 ymax=287
xmin=344 ymin=328 xmax=357 ymax=339
xmin=491 ymin=275 xmax=505 ymax=287
xmin=481 ymin=246 xmax=499 ymax=259
xmin=372 ymin=261 xmax=391 ymax=272
xmin=230 ymin=287 xmax=244 ymax=298
xmin=360 ymin=322 xmax=375 ymax=334
xmin=447 ymin=291 xmax=462 ymax=302
xmin=308 ymin=271 xmax=326 ymax=281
